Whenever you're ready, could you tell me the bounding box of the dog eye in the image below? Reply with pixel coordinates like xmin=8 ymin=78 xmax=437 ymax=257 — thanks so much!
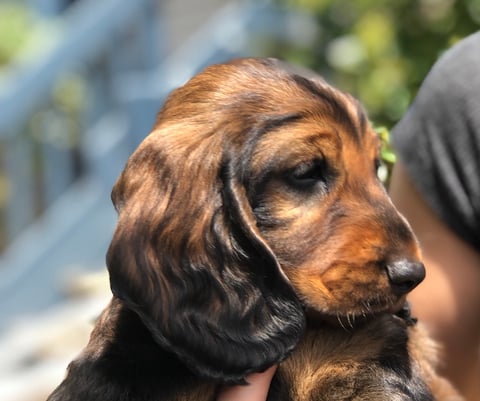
xmin=286 ymin=159 xmax=330 ymax=190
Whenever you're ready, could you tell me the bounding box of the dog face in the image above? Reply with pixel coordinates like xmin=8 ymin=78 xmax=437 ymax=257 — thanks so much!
xmin=246 ymin=78 xmax=424 ymax=319
xmin=106 ymin=58 xmax=424 ymax=382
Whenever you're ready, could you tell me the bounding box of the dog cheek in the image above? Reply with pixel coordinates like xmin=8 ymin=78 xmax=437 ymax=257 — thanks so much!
xmin=281 ymin=266 xmax=332 ymax=310
xmin=322 ymin=265 xmax=387 ymax=296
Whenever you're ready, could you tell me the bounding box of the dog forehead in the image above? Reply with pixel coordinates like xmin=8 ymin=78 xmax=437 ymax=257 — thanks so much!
xmin=248 ymin=120 xmax=341 ymax=173
xmin=246 ymin=108 xmax=378 ymax=176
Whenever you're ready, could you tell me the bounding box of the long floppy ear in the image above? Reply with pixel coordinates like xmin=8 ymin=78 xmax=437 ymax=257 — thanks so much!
xmin=106 ymin=132 xmax=305 ymax=383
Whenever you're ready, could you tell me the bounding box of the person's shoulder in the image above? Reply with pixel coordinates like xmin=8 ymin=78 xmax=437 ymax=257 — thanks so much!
xmin=437 ymin=31 xmax=480 ymax=68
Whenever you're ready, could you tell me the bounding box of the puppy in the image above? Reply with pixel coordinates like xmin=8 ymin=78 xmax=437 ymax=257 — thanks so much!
xmin=47 ymin=58 xmax=461 ymax=401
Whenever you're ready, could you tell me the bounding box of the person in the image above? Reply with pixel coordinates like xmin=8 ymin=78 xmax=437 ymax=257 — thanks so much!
xmin=217 ymin=31 xmax=480 ymax=401
xmin=389 ymin=31 xmax=480 ymax=401
xmin=216 ymin=366 xmax=277 ymax=401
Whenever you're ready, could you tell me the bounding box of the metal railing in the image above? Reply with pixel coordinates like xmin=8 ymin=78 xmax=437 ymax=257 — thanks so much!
xmin=0 ymin=0 xmax=162 ymax=327
xmin=0 ymin=0 xmax=310 ymax=328
xmin=0 ymin=0 xmax=160 ymax=243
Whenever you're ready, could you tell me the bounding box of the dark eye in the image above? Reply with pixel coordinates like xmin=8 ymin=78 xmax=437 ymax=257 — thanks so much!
xmin=286 ymin=159 xmax=331 ymax=190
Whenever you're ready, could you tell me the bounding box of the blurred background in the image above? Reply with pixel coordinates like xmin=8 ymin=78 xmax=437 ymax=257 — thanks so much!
xmin=0 ymin=0 xmax=477 ymax=399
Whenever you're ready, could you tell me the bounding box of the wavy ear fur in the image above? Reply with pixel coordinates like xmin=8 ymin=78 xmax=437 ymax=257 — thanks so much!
xmin=106 ymin=107 xmax=305 ymax=382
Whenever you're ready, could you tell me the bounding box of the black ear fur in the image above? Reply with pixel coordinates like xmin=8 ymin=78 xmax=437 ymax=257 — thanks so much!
xmin=106 ymin=139 xmax=305 ymax=383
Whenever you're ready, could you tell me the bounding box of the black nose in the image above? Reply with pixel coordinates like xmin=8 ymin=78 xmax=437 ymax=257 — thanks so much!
xmin=386 ymin=260 xmax=426 ymax=295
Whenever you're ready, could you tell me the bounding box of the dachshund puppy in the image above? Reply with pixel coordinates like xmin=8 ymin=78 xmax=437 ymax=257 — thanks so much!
xmin=47 ymin=58 xmax=461 ymax=401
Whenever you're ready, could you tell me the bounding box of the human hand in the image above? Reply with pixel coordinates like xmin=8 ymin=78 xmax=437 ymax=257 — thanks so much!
xmin=216 ymin=365 xmax=277 ymax=401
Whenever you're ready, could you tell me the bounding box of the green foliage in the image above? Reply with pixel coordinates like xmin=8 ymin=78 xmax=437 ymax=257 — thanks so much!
xmin=272 ymin=0 xmax=479 ymax=127
xmin=0 ymin=2 xmax=32 ymax=65
xmin=375 ymin=126 xmax=396 ymax=185
xmin=376 ymin=126 xmax=396 ymax=165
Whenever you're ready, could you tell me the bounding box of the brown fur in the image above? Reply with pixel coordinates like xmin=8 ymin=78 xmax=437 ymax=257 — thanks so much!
xmin=48 ymin=58 xmax=461 ymax=401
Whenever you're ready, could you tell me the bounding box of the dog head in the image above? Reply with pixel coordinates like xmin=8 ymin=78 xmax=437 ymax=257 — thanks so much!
xmin=106 ymin=58 xmax=424 ymax=382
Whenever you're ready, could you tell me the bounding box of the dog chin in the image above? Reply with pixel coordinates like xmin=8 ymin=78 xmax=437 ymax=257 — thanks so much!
xmin=304 ymin=297 xmax=410 ymax=329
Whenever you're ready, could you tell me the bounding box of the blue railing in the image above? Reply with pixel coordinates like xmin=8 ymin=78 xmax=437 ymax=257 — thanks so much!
xmin=0 ymin=0 xmax=163 ymax=328
xmin=0 ymin=0 xmax=160 ymax=240
xmin=0 ymin=0 xmax=311 ymax=328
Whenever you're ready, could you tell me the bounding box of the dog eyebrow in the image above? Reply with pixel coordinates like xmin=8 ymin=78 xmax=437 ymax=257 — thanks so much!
xmin=238 ymin=113 xmax=304 ymax=183
xmin=291 ymin=74 xmax=363 ymax=144
xmin=260 ymin=113 xmax=304 ymax=134
xmin=244 ymin=113 xmax=304 ymax=157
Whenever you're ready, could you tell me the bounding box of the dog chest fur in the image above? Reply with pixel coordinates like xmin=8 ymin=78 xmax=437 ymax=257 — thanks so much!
xmin=268 ymin=315 xmax=436 ymax=401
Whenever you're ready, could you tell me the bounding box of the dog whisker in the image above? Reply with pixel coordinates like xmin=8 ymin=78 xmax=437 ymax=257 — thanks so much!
xmin=347 ymin=312 xmax=355 ymax=329
xmin=336 ymin=313 xmax=350 ymax=332
xmin=362 ymin=300 xmax=372 ymax=313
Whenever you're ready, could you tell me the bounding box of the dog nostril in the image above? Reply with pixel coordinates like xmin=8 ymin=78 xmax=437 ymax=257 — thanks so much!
xmin=386 ymin=260 xmax=426 ymax=295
